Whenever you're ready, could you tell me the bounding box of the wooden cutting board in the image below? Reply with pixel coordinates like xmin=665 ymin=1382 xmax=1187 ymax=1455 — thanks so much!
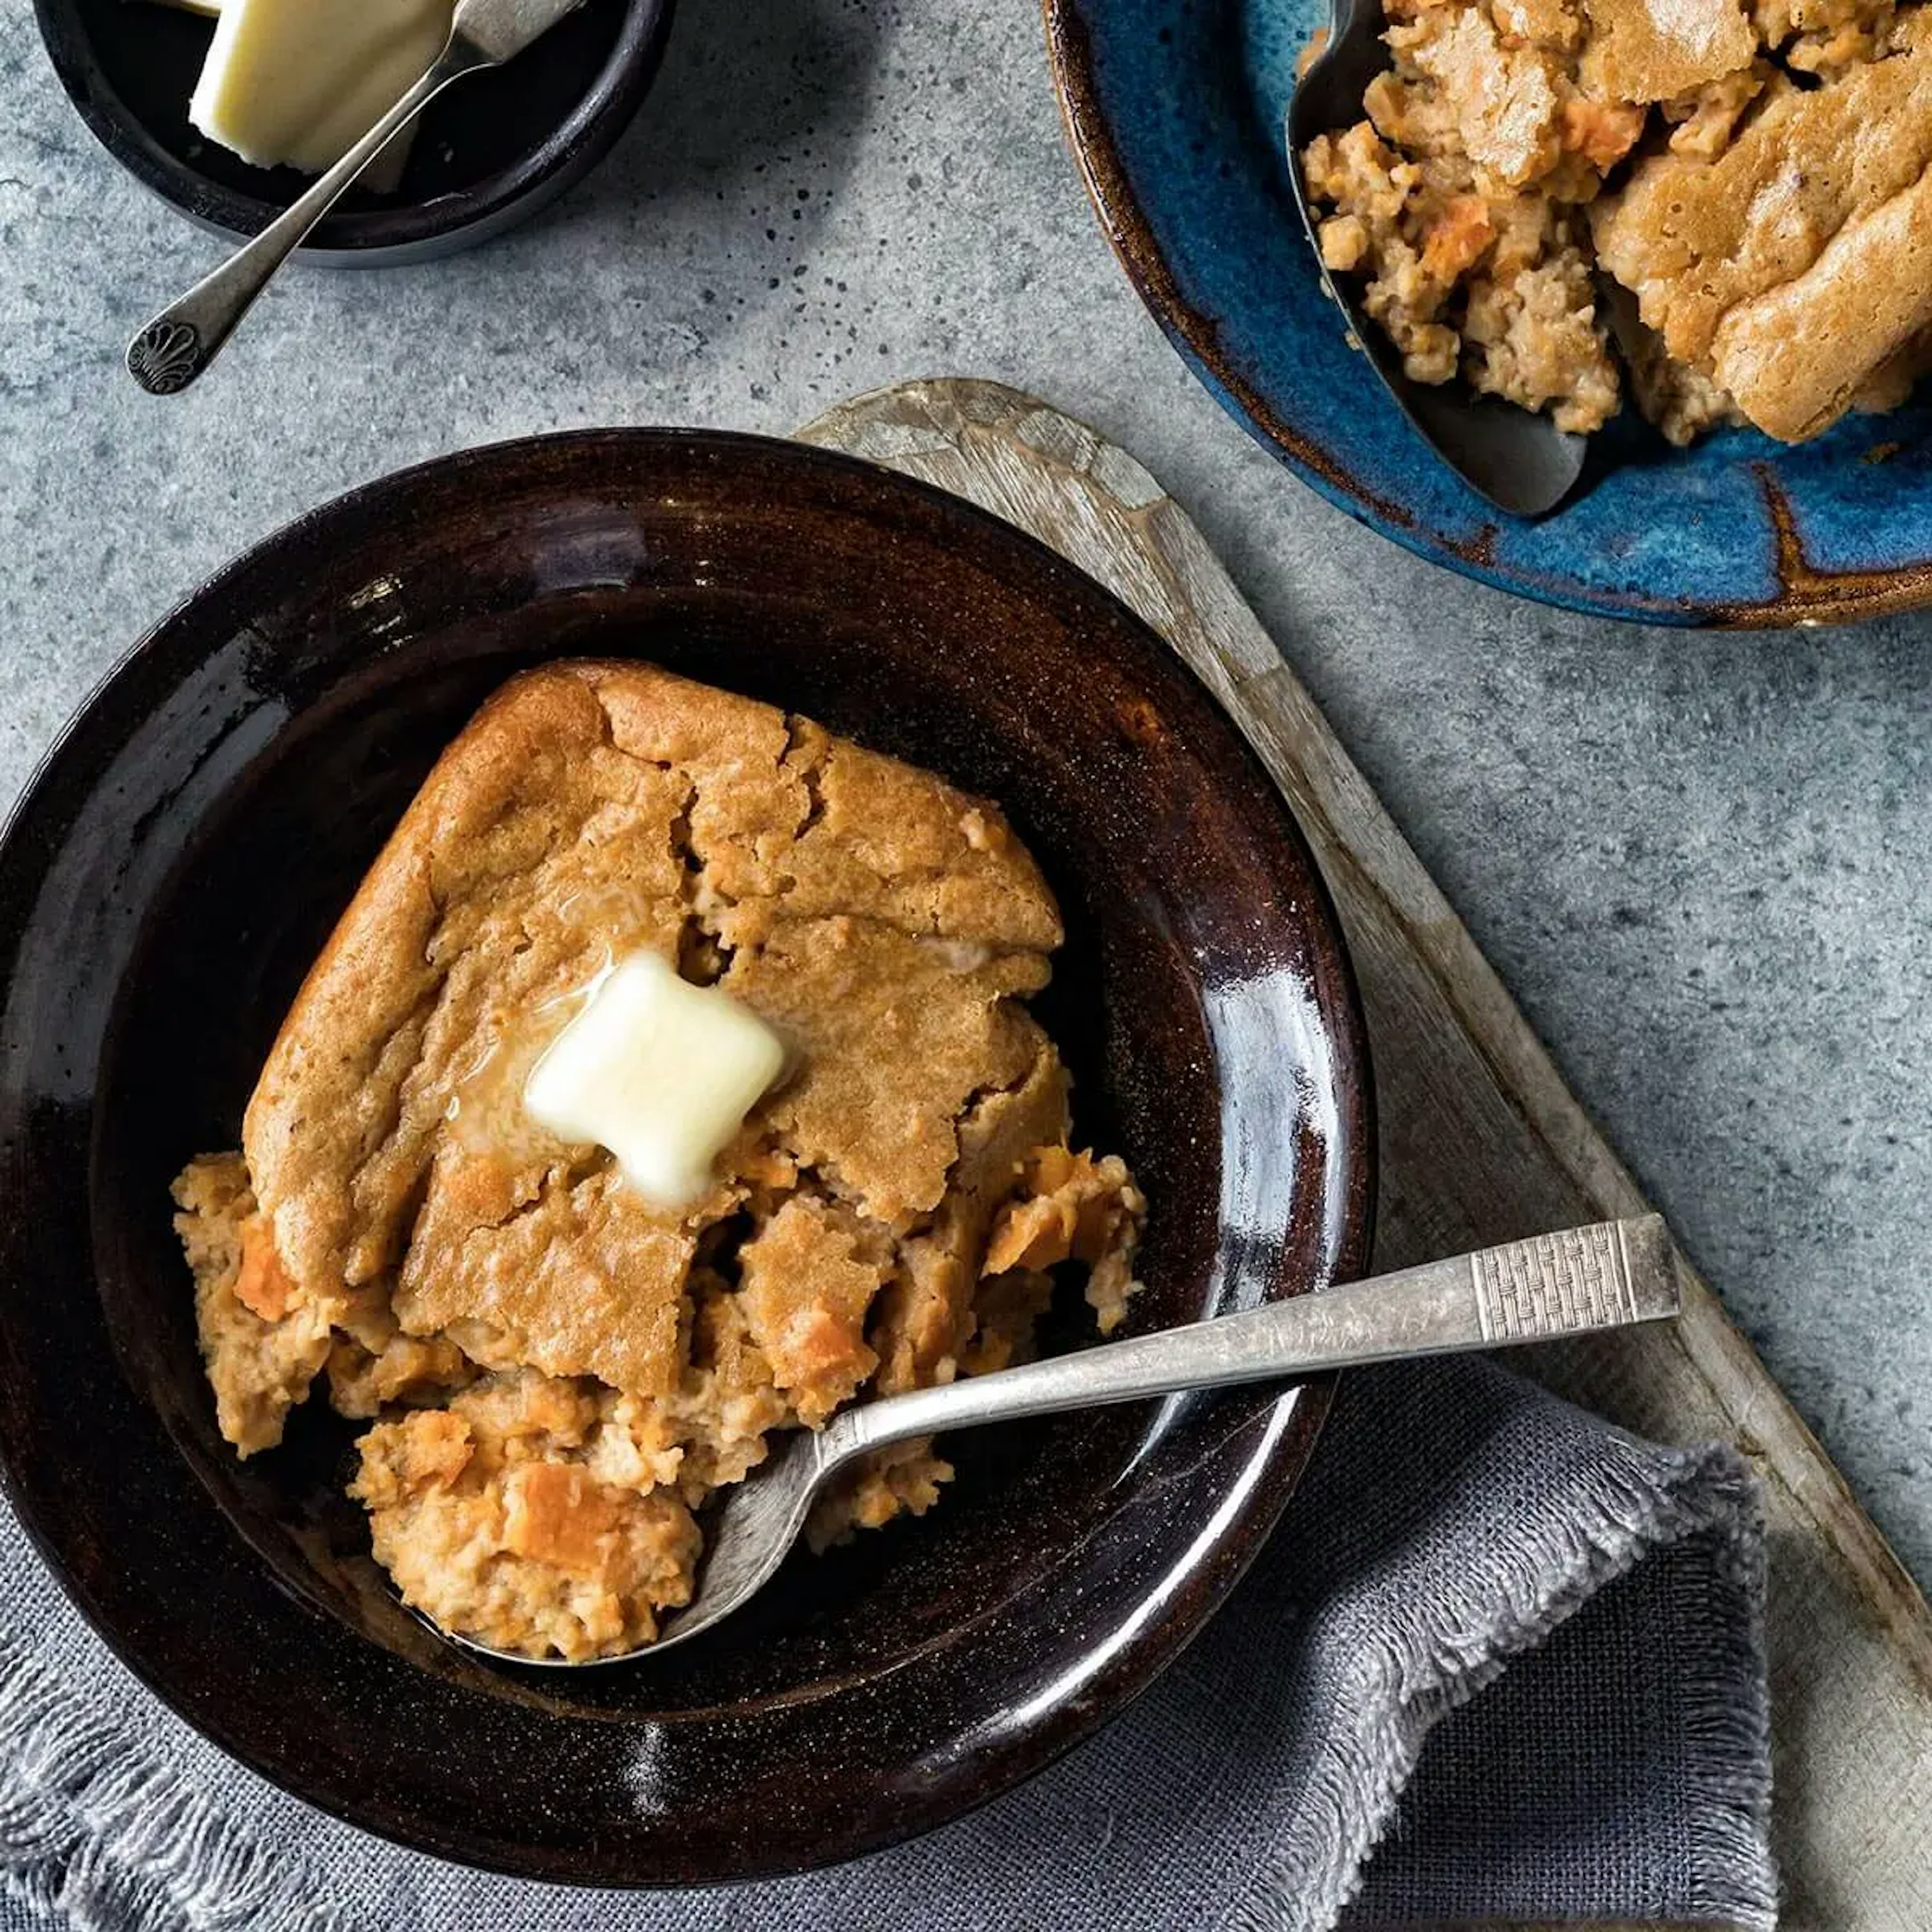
xmin=796 ymin=379 xmax=1932 ymax=1932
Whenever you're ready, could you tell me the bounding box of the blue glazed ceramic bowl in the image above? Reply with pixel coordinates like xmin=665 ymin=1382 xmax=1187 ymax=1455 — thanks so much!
xmin=1045 ymin=0 xmax=1932 ymax=625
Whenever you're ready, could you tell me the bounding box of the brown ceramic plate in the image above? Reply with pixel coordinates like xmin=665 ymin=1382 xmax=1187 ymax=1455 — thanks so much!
xmin=0 ymin=430 xmax=1372 ymax=1883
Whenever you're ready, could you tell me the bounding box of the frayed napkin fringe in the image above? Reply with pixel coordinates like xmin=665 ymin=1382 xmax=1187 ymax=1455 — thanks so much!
xmin=0 ymin=1365 xmax=1779 ymax=1932
xmin=0 ymin=1632 xmax=359 ymax=1932
xmin=1676 ymin=1490 xmax=1778 ymax=1932
xmin=1222 ymin=1432 xmax=1777 ymax=1932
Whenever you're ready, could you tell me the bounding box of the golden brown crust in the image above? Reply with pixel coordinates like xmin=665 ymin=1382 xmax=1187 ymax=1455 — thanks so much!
xmin=244 ymin=661 xmax=1063 ymax=1396
xmin=723 ymin=918 xmax=1053 ymax=1227
xmin=1595 ymin=17 xmax=1932 ymax=440
xmin=1579 ymin=0 xmax=1757 ymax=104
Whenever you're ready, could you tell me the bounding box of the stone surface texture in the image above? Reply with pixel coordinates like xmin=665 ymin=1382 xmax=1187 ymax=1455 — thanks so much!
xmin=2 ymin=0 xmax=1927 ymax=1585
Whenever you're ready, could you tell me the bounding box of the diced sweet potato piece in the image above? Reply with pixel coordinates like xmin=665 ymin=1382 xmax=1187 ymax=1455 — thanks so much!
xmin=233 ymin=1217 xmax=294 ymax=1322
xmin=1422 ymin=195 xmax=1497 ymax=281
xmin=503 ymin=1462 xmax=624 ymax=1576
xmin=1560 ymin=98 xmax=1647 ymax=171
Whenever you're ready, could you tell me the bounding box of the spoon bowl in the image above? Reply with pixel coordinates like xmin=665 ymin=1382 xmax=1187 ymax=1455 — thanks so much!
xmin=1286 ymin=0 xmax=1587 ymax=517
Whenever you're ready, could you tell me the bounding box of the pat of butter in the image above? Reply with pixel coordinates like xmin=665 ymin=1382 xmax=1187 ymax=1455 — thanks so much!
xmin=523 ymin=954 xmax=787 ymax=1211
xmin=188 ymin=0 xmax=450 ymax=178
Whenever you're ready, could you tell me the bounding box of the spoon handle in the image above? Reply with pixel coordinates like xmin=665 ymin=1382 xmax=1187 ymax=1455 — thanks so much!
xmin=837 ymin=1217 xmax=1677 ymax=1459
xmin=123 ymin=43 xmax=482 ymax=397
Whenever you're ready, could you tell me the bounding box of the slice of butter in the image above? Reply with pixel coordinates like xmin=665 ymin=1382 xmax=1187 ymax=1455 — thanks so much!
xmin=523 ymin=953 xmax=788 ymax=1212
xmin=188 ymin=0 xmax=451 ymax=179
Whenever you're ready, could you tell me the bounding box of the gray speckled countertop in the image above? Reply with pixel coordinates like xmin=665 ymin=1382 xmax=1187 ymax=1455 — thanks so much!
xmin=4 ymin=0 xmax=1928 ymax=1584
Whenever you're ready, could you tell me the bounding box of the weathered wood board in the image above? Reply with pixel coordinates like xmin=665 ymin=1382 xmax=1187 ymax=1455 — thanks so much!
xmin=797 ymin=379 xmax=1932 ymax=1932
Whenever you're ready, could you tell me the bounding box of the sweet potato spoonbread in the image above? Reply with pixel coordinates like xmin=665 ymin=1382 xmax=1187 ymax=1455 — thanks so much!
xmin=1298 ymin=0 xmax=1932 ymax=442
xmin=172 ymin=662 xmax=1145 ymax=1661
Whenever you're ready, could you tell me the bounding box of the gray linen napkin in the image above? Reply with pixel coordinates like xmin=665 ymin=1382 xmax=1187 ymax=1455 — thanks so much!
xmin=0 ymin=1356 xmax=1775 ymax=1932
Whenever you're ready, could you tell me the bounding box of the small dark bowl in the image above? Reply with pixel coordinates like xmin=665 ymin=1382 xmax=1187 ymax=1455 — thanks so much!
xmin=0 ymin=430 xmax=1372 ymax=1883
xmin=34 ymin=0 xmax=674 ymax=262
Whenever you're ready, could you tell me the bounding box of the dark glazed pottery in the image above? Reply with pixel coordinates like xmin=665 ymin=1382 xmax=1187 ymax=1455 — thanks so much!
xmin=33 ymin=0 xmax=674 ymax=262
xmin=1045 ymin=0 xmax=1932 ymax=625
xmin=0 ymin=430 xmax=1372 ymax=1883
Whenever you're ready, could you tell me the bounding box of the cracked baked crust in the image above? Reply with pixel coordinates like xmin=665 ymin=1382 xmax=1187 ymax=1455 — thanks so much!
xmin=244 ymin=662 xmax=1062 ymax=1362
xmin=175 ymin=662 xmax=1145 ymax=1659
xmin=1299 ymin=0 xmax=1932 ymax=442
xmin=1594 ymin=11 xmax=1932 ymax=441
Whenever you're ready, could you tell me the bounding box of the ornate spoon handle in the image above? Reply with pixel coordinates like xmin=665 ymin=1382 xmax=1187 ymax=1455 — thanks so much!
xmin=125 ymin=42 xmax=483 ymax=396
xmin=834 ymin=1217 xmax=1678 ymax=1459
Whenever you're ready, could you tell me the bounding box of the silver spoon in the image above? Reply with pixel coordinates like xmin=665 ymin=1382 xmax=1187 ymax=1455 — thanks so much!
xmin=1286 ymin=0 xmax=1587 ymax=517
xmin=453 ymin=1215 xmax=1677 ymax=1666
xmin=124 ymin=0 xmax=586 ymax=396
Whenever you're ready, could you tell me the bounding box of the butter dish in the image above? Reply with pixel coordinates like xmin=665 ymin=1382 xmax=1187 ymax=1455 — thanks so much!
xmin=35 ymin=0 xmax=674 ymax=261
